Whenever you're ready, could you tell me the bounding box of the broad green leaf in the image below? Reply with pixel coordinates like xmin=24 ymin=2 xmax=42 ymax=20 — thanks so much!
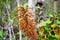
xmin=56 ymin=20 xmax=60 ymax=25
xmin=23 ymin=3 xmax=28 ymax=8
xmin=46 ymin=19 xmax=52 ymax=24
xmin=40 ymin=21 xmax=46 ymax=26
xmin=0 ymin=30 xmax=3 ymax=37
xmin=49 ymin=14 xmax=54 ymax=17
xmin=44 ymin=24 xmax=51 ymax=32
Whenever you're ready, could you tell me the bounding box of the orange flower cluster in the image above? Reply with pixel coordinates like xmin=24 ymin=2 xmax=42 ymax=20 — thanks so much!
xmin=18 ymin=5 xmax=38 ymax=40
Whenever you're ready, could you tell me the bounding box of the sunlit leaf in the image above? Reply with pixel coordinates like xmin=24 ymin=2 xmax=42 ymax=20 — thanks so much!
xmin=56 ymin=20 xmax=60 ymax=25
xmin=0 ymin=30 xmax=3 ymax=37
xmin=23 ymin=3 xmax=28 ymax=8
xmin=45 ymin=19 xmax=52 ymax=24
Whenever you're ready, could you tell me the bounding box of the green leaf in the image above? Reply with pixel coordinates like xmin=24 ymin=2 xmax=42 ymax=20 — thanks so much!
xmin=4 ymin=16 xmax=8 ymax=22
xmin=49 ymin=14 xmax=54 ymax=17
xmin=44 ymin=24 xmax=51 ymax=32
xmin=6 ymin=0 xmax=10 ymax=8
xmin=23 ymin=3 xmax=28 ymax=8
xmin=0 ymin=30 xmax=3 ymax=37
xmin=48 ymin=34 xmax=57 ymax=40
xmin=23 ymin=36 xmax=28 ymax=40
xmin=40 ymin=21 xmax=46 ymax=26
xmin=46 ymin=19 xmax=52 ymax=24
xmin=56 ymin=20 xmax=60 ymax=25
xmin=40 ymin=19 xmax=52 ymax=26
xmin=3 ymin=31 xmax=7 ymax=37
